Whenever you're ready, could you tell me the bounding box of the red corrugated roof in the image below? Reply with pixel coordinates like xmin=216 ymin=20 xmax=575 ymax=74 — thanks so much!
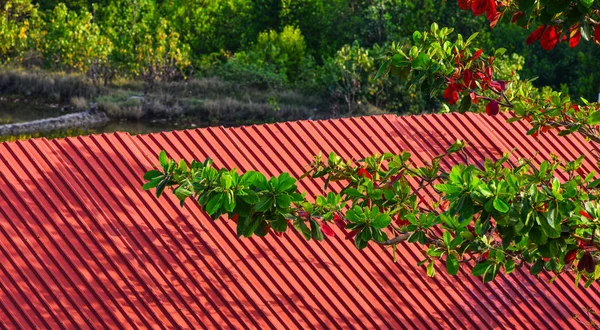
xmin=0 ymin=113 xmax=599 ymax=329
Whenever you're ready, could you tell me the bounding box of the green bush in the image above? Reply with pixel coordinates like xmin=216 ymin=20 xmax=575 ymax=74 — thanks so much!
xmin=215 ymin=57 xmax=287 ymax=90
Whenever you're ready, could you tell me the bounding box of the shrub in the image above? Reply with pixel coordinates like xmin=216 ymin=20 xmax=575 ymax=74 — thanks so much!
xmin=215 ymin=58 xmax=287 ymax=90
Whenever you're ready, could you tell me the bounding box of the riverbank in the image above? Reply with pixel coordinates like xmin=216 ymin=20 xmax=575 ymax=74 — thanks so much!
xmin=0 ymin=68 xmax=388 ymax=141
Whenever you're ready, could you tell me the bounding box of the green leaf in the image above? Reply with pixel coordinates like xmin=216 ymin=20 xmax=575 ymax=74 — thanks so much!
xmin=374 ymin=58 xmax=391 ymax=79
xmin=472 ymin=261 xmax=492 ymax=277
xmin=354 ymin=235 xmax=368 ymax=249
xmin=530 ymin=259 xmax=544 ymax=275
xmin=206 ymin=194 xmax=223 ymax=215
xmin=493 ymin=198 xmax=510 ymax=213
xmin=155 ymin=178 xmax=168 ymax=198
xmin=435 ymin=183 xmax=463 ymax=195
xmin=504 ymin=259 xmax=516 ymax=274
xmin=588 ymin=111 xmax=600 ymax=125
xmin=270 ymin=216 xmax=288 ymax=232
xmin=458 ymin=95 xmax=471 ymax=113
xmin=239 ymin=189 xmax=259 ymax=204
xmin=426 ymin=261 xmax=436 ymax=277
xmin=371 ymin=214 xmax=391 ymax=229
xmin=159 ymin=151 xmax=169 ymax=170
xmin=446 ymin=254 xmax=459 ymax=276
xmin=580 ymin=0 xmax=594 ymax=7
xmin=391 ymin=53 xmax=409 ymax=67
xmin=255 ymin=196 xmax=273 ymax=212
xmin=412 ymin=30 xmax=423 ymax=42
xmin=144 ymin=170 xmax=163 ymax=180
xmin=275 ymin=194 xmax=292 ymax=210
xmin=142 ymin=176 xmax=164 ymax=190
xmin=276 ymin=173 xmax=296 ymax=192
xmin=293 ymin=218 xmax=312 ymax=240
xmin=411 ymin=53 xmax=430 ymax=70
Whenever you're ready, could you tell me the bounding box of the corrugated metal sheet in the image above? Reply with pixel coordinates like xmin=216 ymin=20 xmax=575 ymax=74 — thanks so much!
xmin=0 ymin=112 xmax=599 ymax=329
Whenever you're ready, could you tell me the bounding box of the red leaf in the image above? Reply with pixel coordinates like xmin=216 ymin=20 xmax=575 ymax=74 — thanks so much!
xmin=321 ymin=223 xmax=335 ymax=237
xmin=540 ymin=26 xmax=559 ymax=50
xmin=333 ymin=213 xmax=346 ymax=229
xmin=471 ymin=0 xmax=487 ymax=16
xmin=443 ymin=85 xmax=459 ymax=105
xmin=357 ymin=168 xmax=373 ymax=179
xmin=470 ymin=92 xmax=479 ymax=104
xmin=472 ymin=49 xmax=483 ymax=60
xmin=578 ymin=252 xmax=595 ymax=273
xmin=511 ymin=11 xmax=524 ymax=23
xmin=486 ymin=0 xmax=499 ymax=27
xmin=578 ymin=240 xmax=587 ymax=249
xmin=580 ymin=210 xmax=594 ymax=220
xmin=345 ymin=229 xmax=359 ymax=240
xmin=595 ymin=24 xmax=600 ymax=44
xmin=569 ymin=25 xmax=581 ymax=48
xmin=564 ymin=249 xmax=578 ymax=264
xmin=526 ymin=25 xmax=546 ymax=45
xmin=486 ymin=100 xmax=499 ymax=116
xmin=458 ymin=0 xmax=472 ymax=10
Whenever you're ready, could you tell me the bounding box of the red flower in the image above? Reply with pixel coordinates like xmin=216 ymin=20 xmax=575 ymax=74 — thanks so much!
xmin=580 ymin=210 xmax=594 ymax=220
xmin=472 ymin=49 xmax=483 ymax=61
xmin=357 ymin=168 xmax=373 ymax=179
xmin=481 ymin=251 xmax=489 ymax=260
xmin=321 ymin=223 xmax=335 ymax=237
xmin=526 ymin=26 xmax=546 ymax=45
xmin=540 ymin=26 xmax=559 ymax=50
xmin=486 ymin=100 xmax=499 ymax=116
xmin=564 ymin=249 xmax=578 ymax=264
xmin=230 ymin=214 xmax=239 ymax=223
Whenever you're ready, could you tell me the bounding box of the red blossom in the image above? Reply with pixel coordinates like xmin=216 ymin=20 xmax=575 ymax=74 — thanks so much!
xmin=526 ymin=26 xmax=546 ymax=45
xmin=472 ymin=49 xmax=483 ymax=60
xmin=321 ymin=223 xmax=335 ymax=237
xmin=486 ymin=100 xmax=499 ymax=116
xmin=481 ymin=251 xmax=489 ymax=260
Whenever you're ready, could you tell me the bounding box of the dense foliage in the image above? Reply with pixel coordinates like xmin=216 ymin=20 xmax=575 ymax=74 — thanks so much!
xmin=0 ymin=0 xmax=597 ymax=115
xmin=144 ymin=1 xmax=600 ymax=287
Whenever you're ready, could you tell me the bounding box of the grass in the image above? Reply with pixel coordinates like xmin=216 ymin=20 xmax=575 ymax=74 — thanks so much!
xmin=0 ymin=68 xmax=332 ymax=126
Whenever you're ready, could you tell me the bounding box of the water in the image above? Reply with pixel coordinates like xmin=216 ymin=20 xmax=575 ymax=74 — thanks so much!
xmin=0 ymin=97 xmax=76 ymax=124
xmin=0 ymin=99 xmax=211 ymax=141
